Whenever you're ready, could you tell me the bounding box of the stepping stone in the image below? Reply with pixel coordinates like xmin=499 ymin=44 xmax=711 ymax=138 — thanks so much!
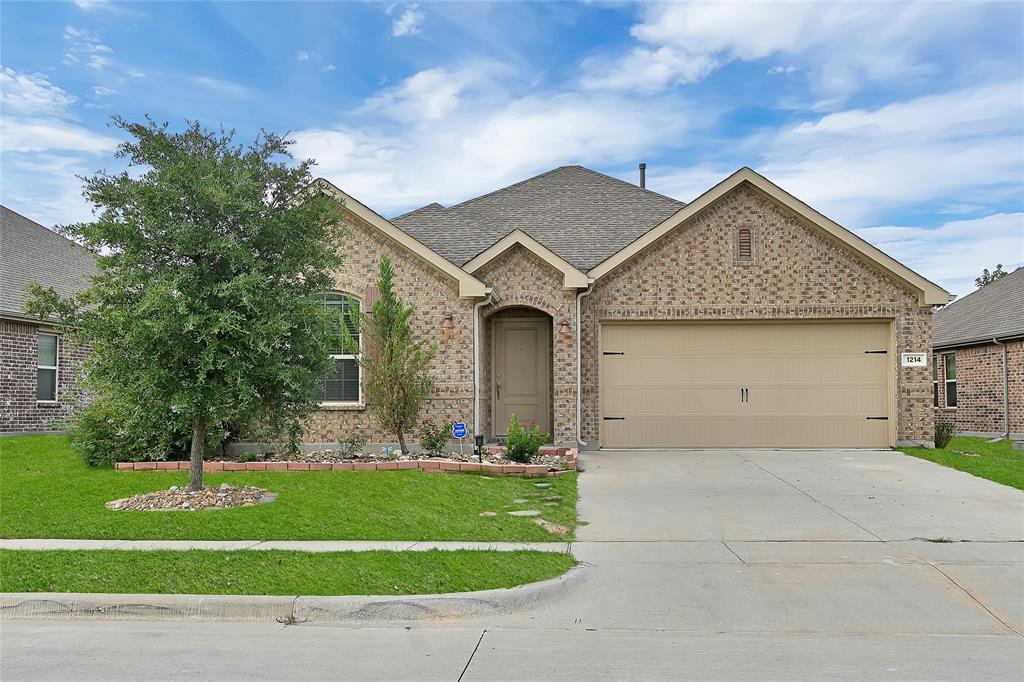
xmin=543 ymin=501 xmax=559 ymax=506
xmin=533 ymin=518 xmax=570 ymax=535
xmin=543 ymin=495 xmax=560 ymax=500
xmin=512 ymin=498 xmax=528 ymax=504
xmin=479 ymin=511 xmax=497 ymax=517
xmin=507 ymin=510 xmax=540 ymax=517
xmin=533 ymin=483 xmax=552 ymax=488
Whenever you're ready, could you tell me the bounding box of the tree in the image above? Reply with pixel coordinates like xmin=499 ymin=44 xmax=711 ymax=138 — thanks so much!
xmin=976 ymin=264 xmax=1008 ymax=288
xmin=360 ymin=254 xmax=436 ymax=454
xmin=27 ymin=117 xmax=346 ymax=491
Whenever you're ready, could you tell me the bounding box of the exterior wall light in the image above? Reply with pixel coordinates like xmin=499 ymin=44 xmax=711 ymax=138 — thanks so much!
xmin=559 ymin=319 xmax=572 ymax=338
xmin=440 ymin=312 xmax=455 ymax=331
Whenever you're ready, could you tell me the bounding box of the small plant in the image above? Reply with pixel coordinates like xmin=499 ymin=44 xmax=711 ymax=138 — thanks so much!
xmin=935 ymin=419 xmax=956 ymax=449
xmin=235 ymin=452 xmax=265 ymax=463
xmin=505 ymin=413 xmax=548 ymax=464
xmin=419 ymin=419 xmax=452 ymax=457
xmin=336 ymin=434 xmax=368 ymax=459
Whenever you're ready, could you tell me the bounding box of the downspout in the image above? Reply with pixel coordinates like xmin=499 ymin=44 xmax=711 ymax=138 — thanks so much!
xmin=473 ymin=288 xmax=496 ymax=440
xmin=576 ymin=279 xmax=595 ymax=447
xmin=993 ymin=337 xmax=1010 ymax=439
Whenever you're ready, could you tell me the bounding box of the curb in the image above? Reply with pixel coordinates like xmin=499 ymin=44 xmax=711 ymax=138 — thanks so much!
xmin=0 ymin=565 xmax=587 ymax=624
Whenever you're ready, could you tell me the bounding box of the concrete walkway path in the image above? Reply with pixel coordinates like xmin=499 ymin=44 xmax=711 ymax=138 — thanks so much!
xmin=0 ymin=539 xmax=569 ymax=552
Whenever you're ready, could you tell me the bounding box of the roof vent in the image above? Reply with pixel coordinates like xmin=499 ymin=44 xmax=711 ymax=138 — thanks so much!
xmin=639 ymin=163 xmax=646 ymax=189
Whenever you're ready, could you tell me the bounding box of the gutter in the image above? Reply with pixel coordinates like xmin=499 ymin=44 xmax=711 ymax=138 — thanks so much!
xmin=473 ymin=288 xmax=497 ymax=439
xmin=992 ymin=337 xmax=1011 ymax=439
xmin=575 ymin=279 xmax=595 ymax=447
xmin=933 ymin=331 xmax=1024 ymax=351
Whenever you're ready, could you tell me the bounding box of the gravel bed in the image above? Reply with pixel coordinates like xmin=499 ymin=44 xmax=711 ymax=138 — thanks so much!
xmin=106 ymin=483 xmax=275 ymax=511
xmin=216 ymin=449 xmax=567 ymax=470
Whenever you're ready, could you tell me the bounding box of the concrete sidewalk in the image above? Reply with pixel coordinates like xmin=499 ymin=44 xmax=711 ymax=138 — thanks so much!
xmin=0 ymin=539 xmax=570 ymax=552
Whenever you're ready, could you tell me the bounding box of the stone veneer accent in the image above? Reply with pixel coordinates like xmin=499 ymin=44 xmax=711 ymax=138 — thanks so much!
xmin=934 ymin=340 xmax=1024 ymax=438
xmin=0 ymin=318 xmax=89 ymax=433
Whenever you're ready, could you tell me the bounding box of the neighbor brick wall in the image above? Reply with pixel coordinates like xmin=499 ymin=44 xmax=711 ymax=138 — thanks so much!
xmin=302 ymin=211 xmax=477 ymax=444
xmin=934 ymin=340 xmax=1024 ymax=436
xmin=580 ymin=184 xmax=935 ymax=446
xmin=0 ymin=318 xmax=89 ymax=432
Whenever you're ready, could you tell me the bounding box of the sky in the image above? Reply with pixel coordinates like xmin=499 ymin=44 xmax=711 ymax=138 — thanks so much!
xmin=1 ymin=1 xmax=1022 ymax=297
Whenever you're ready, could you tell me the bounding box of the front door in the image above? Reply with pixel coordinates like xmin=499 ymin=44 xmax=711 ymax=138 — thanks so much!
xmin=493 ymin=318 xmax=550 ymax=437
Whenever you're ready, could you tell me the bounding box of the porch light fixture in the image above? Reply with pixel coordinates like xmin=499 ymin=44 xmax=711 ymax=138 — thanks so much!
xmin=440 ymin=312 xmax=455 ymax=331
xmin=559 ymin=319 xmax=572 ymax=338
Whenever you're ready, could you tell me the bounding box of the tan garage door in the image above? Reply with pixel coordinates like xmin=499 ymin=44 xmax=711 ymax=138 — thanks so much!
xmin=600 ymin=321 xmax=892 ymax=448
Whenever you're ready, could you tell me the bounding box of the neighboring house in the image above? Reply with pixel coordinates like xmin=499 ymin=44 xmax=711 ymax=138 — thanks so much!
xmin=933 ymin=267 xmax=1024 ymax=440
xmin=306 ymin=166 xmax=949 ymax=449
xmin=0 ymin=206 xmax=97 ymax=434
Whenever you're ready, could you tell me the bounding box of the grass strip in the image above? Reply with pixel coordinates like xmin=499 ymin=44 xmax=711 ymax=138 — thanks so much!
xmin=898 ymin=436 xmax=1023 ymax=490
xmin=0 ymin=549 xmax=575 ymax=596
xmin=0 ymin=436 xmax=577 ymax=541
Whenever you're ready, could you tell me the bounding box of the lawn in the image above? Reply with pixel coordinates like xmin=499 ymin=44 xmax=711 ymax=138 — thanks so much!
xmin=898 ymin=436 xmax=1024 ymax=490
xmin=0 ymin=549 xmax=575 ymax=595
xmin=0 ymin=436 xmax=577 ymax=541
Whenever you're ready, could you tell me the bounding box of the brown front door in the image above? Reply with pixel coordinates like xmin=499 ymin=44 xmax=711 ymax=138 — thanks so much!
xmin=493 ymin=318 xmax=550 ymax=437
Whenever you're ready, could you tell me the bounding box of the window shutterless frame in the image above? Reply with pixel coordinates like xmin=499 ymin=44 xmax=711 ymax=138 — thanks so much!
xmin=317 ymin=293 xmax=362 ymax=407
xmin=943 ymin=352 xmax=957 ymax=408
xmin=37 ymin=332 xmax=59 ymax=403
xmin=932 ymin=355 xmax=939 ymax=408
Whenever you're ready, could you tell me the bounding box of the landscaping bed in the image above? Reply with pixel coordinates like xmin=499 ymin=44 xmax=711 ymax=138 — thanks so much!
xmin=106 ymin=484 xmax=275 ymax=511
xmin=897 ymin=436 xmax=1023 ymax=490
xmin=0 ymin=548 xmax=576 ymax=596
xmin=1 ymin=436 xmax=577 ymax=541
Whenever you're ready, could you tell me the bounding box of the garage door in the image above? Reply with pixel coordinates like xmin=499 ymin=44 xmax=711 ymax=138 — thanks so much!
xmin=600 ymin=321 xmax=891 ymax=448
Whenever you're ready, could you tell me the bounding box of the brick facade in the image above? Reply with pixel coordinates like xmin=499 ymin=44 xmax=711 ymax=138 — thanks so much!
xmin=303 ymin=183 xmax=935 ymax=448
xmin=0 ymin=318 xmax=89 ymax=433
xmin=934 ymin=340 xmax=1024 ymax=438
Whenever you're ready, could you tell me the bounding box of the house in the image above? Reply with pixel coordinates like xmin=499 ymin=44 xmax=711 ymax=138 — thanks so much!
xmin=933 ymin=267 xmax=1024 ymax=440
xmin=305 ymin=165 xmax=949 ymax=449
xmin=0 ymin=206 xmax=97 ymax=434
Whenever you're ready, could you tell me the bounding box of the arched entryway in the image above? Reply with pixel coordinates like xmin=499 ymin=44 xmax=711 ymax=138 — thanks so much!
xmin=483 ymin=306 xmax=554 ymax=441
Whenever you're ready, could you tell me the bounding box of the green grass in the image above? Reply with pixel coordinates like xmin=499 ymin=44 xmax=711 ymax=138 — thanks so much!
xmin=898 ymin=436 xmax=1024 ymax=490
xmin=0 ymin=549 xmax=576 ymax=595
xmin=0 ymin=436 xmax=577 ymax=541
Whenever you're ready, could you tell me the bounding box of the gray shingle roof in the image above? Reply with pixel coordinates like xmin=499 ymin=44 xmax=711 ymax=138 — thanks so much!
xmin=392 ymin=166 xmax=685 ymax=271
xmin=933 ymin=267 xmax=1024 ymax=348
xmin=0 ymin=206 xmax=98 ymax=320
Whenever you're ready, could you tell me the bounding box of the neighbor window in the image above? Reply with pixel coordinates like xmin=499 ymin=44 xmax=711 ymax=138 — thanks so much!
xmin=37 ymin=333 xmax=58 ymax=402
xmin=943 ymin=353 xmax=957 ymax=408
xmin=313 ymin=293 xmax=361 ymax=404
xmin=932 ymin=357 xmax=939 ymax=407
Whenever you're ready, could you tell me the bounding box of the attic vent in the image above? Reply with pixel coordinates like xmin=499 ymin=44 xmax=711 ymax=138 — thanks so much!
xmin=736 ymin=227 xmax=753 ymax=261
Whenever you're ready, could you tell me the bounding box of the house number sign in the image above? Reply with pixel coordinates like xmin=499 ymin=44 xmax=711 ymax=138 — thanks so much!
xmin=900 ymin=353 xmax=927 ymax=368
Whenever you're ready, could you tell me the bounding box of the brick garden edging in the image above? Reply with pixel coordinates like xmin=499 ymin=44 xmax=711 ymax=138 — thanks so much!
xmin=114 ymin=447 xmax=578 ymax=477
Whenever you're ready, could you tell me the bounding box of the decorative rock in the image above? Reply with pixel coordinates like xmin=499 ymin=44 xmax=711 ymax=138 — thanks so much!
xmin=106 ymin=484 xmax=273 ymax=512
xmin=507 ymin=510 xmax=541 ymax=517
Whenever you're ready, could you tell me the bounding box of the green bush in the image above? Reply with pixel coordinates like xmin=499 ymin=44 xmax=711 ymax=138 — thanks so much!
xmin=68 ymin=398 xmax=188 ymax=467
xmin=505 ymin=413 xmax=548 ymax=464
xmin=935 ymin=419 xmax=956 ymax=449
xmin=419 ymin=419 xmax=452 ymax=457
xmin=235 ymin=452 xmax=266 ymax=463
xmin=336 ymin=434 xmax=368 ymax=459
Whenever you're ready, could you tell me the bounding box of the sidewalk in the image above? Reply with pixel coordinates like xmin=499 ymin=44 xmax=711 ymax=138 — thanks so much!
xmin=0 ymin=539 xmax=570 ymax=553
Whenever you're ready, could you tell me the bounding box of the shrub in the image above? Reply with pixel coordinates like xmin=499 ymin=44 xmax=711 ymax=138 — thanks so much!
xmin=336 ymin=434 xmax=368 ymax=459
xmin=419 ymin=419 xmax=452 ymax=457
xmin=235 ymin=452 xmax=266 ymax=463
xmin=68 ymin=397 xmax=188 ymax=467
xmin=505 ymin=413 xmax=548 ymax=463
xmin=935 ymin=419 xmax=956 ymax=449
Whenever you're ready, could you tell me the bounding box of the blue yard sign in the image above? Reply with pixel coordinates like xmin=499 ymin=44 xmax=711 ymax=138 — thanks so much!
xmin=451 ymin=422 xmax=468 ymax=439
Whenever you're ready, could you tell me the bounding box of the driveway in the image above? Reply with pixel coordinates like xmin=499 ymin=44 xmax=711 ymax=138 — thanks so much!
xmin=4 ymin=449 xmax=1023 ymax=681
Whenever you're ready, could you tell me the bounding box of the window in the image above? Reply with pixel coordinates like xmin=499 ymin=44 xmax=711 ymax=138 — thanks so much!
xmin=932 ymin=356 xmax=939 ymax=407
xmin=314 ymin=293 xmax=361 ymax=404
xmin=37 ymin=333 xmax=58 ymax=402
xmin=944 ymin=353 xmax=957 ymax=408
xmin=736 ymin=227 xmax=753 ymax=261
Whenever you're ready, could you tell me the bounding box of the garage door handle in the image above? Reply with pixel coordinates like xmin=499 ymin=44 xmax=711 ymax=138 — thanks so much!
xmin=866 ymin=416 xmax=889 ymax=420
xmin=603 ymin=416 xmax=626 ymax=421
xmin=602 ymin=351 xmax=625 ymax=356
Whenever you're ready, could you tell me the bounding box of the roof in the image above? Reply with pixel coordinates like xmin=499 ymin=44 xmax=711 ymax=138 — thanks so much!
xmin=0 ymin=206 xmax=98 ymax=321
xmin=933 ymin=267 xmax=1024 ymax=348
xmin=392 ymin=165 xmax=685 ymax=271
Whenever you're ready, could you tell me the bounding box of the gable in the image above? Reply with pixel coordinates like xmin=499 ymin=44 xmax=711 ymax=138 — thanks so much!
xmin=463 ymin=229 xmax=589 ymax=289
xmin=589 ymin=168 xmax=949 ymax=306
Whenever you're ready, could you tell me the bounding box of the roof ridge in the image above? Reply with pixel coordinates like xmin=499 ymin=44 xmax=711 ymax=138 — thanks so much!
xmin=572 ymin=165 xmax=686 ymax=206
xmin=392 ymin=202 xmax=445 ymax=221
xmin=444 ymin=165 xmax=584 ymax=212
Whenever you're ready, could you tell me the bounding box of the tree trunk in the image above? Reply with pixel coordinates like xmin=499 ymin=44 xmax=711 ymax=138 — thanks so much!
xmin=397 ymin=429 xmax=408 ymax=455
xmin=188 ymin=412 xmax=206 ymax=492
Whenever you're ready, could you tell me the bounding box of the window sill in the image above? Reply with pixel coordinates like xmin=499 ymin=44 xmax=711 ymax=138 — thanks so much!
xmin=36 ymin=401 xmax=59 ymax=407
xmin=318 ymin=402 xmax=366 ymax=412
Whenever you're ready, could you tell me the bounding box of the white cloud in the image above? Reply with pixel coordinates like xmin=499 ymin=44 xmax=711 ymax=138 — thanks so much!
xmin=73 ymin=0 xmax=114 ymax=10
xmin=767 ymin=65 xmax=797 ymax=76
xmin=856 ymin=213 xmax=1024 ymax=297
xmin=321 ymin=64 xmax=336 ymax=73
xmin=581 ymin=46 xmax=717 ymax=93
xmin=63 ymin=25 xmax=114 ymax=72
xmin=0 ymin=117 xmax=119 ymax=154
xmin=92 ymin=85 xmax=117 ymax=97
xmin=360 ymin=65 xmax=490 ymax=123
xmin=391 ymin=4 xmax=424 ymax=37
xmin=296 ymin=50 xmax=315 ymax=62
xmin=0 ymin=67 xmax=77 ymax=115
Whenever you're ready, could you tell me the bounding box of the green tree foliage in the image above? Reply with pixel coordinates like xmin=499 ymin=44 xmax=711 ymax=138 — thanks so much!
xmin=975 ymin=264 xmax=1008 ymax=288
xmin=26 ymin=117 xmax=346 ymax=490
xmin=359 ymin=254 xmax=436 ymax=454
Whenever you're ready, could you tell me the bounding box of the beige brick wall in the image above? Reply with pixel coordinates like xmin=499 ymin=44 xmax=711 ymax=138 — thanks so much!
xmin=579 ymin=184 xmax=935 ymax=446
xmin=934 ymin=340 xmax=1024 ymax=437
xmin=303 ymin=212 xmax=476 ymax=444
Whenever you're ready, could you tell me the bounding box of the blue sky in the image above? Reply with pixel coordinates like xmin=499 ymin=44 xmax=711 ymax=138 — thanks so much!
xmin=2 ymin=0 xmax=1022 ymax=296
